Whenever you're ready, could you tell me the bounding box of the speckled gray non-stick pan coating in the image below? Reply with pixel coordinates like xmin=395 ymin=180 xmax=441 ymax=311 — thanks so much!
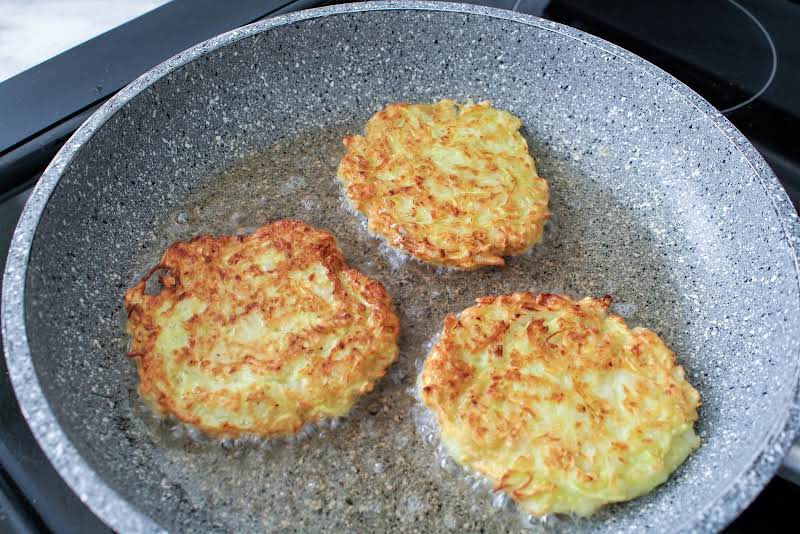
xmin=3 ymin=2 xmax=800 ymax=533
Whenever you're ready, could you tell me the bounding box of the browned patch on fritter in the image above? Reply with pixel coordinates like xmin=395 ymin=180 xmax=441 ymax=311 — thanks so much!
xmin=337 ymin=100 xmax=549 ymax=269
xmin=124 ymin=220 xmax=399 ymax=437
xmin=419 ymin=293 xmax=700 ymax=516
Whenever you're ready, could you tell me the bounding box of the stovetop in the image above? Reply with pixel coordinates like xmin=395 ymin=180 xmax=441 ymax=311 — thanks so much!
xmin=1 ymin=1 xmax=799 ymax=532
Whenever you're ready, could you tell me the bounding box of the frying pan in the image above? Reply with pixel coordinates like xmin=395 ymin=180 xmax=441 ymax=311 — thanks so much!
xmin=3 ymin=2 xmax=800 ymax=532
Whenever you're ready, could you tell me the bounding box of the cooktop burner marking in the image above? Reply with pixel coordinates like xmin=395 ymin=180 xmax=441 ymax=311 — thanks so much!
xmin=719 ymin=0 xmax=777 ymax=114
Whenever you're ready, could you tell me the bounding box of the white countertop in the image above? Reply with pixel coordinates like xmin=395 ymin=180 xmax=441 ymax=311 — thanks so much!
xmin=0 ymin=0 xmax=169 ymax=82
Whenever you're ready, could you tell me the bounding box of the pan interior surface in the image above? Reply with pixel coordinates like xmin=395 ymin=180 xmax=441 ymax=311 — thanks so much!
xmin=15 ymin=6 xmax=800 ymax=533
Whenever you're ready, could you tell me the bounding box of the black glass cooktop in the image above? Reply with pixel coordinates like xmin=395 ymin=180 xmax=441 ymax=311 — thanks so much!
xmin=1 ymin=1 xmax=799 ymax=532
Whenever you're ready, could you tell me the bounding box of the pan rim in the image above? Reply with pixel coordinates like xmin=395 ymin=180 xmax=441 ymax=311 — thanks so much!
xmin=2 ymin=2 xmax=799 ymax=532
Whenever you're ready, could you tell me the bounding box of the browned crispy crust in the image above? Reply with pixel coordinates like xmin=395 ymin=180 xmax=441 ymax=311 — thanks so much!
xmin=124 ymin=220 xmax=400 ymax=437
xmin=337 ymin=100 xmax=550 ymax=270
xmin=419 ymin=292 xmax=701 ymax=515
